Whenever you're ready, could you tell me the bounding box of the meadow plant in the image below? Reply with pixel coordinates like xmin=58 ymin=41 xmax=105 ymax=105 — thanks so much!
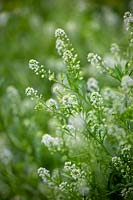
xmin=26 ymin=12 xmax=133 ymax=200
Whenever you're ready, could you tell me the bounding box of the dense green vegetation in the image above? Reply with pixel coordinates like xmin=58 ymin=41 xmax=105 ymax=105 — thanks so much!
xmin=0 ymin=1 xmax=132 ymax=199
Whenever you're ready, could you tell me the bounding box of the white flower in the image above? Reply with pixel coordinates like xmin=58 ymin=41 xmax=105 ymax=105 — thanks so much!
xmin=56 ymin=38 xmax=66 ymax=55
xmin=6 ymin=86 xmax=19 ymax=98
xmin=79 ymin=185 xmax=90 ymax=197
xmin=25 ymin=87 xmax=36 ymax=96
xmin=55 ymin=28 xmax=82 ymax=80
xmin=123 ymin=11 xmax=133 ymax=31
xmin=38 ymin=167 xmax=50 ymax=183
xmin=29 ymin=59 xmax=45 ymax=78
xmin=46 ymin=98 xmax=58 ymax=111
xmin=0 ymin=148 xmax=12 ymax=164
xmin=64 ymin=162 xmax=85 ymax=180
xmin=68 ymin=113 xmax=85 ymax=130
xmin=66 ymin=124 xmax=76 ymax=131
xmin=90 ymin=92 xmax=103 ymax=109
xmin=29 ymin=59 xmax=39 ymax=71
xmin=63 ymin=50 xmax=73 ymax=63
xmin=61 ymin=94 xmax=78 ymax=108
xmin=102 ymin=87 xmax=116 ymax=101
xmin=104 ymin=55 xmax=115 ymax=68
xmin=52 ymin=83 xmax=64 ymax=95
xmin=121 ymin=75 xmax=133 ymax=89
xmin=87 ymin=53 xmax=102 ymax=66
xmin=59 ymin=182 xmax=68 ymax=191
xmin=64 ymin=161 xmax=72 ymax=170
xmin=55 ymin=28 xmax=66 ymax=38
xmin=0 ymin=12 xmax=9 ymax=26
xmin=110 ymin=43 xmax=120 ymax=55
xmin=41 ymin=134 xmax=60 ymax=147
xmin=87 ymin=77 xmax=99 ymax=93
xmin=25 ymin=87 xmax=40 ymax=100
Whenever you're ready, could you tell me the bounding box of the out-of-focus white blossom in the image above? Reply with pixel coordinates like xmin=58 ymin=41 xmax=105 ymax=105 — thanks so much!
xmin=87 ymin=53 xmax=102 ymax=66
xmin=66 ymin=21 xmax=77 ymax=33
xmin=79 ymin=185 xmax=90 ymax=197
xmin=121 ymin=75 xmax=133 ymax=89
xmin=48 ymin=118 xmax=59 ymax=131
xmin=0 ymin=12 xmax=10 ymax=26
xmin=6 ymin=86 xmax=19 ymax=98
xmin=46 ymin=98 xmax=58 ymax=111
xmin=52 ymin=83 xmax=64 ymax=95
xmin=110 ymin=43 xmax=120 ymax=55
xmin=68 ymin=113 xmax=85 ymax=130
xmin=87 ymin=77 xmax=99 ymax=93
xmin=41 ymin=134 xmax=60 ymax=147
xmin=66 ymin=124 xmax=76 ymax=132
xmin=104 ymin=55 xmax=115 ymax=68
xmin=103 ymin=7 xmax=118 ymax=26
xmin=102 ymin=87 xmax=116 ymax=101
xmin=0 ymin=148 xmax=12 ymax=164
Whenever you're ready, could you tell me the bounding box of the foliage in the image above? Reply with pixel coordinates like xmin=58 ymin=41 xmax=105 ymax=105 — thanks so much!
xmin=26 ymin=12 xmax=133 ymax=200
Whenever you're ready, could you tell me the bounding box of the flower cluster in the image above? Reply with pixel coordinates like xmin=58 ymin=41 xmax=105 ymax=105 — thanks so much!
xmin=111 ymin=146 xmax=132 ymax=182
xmin=38 ymin=167 xmax=51 ymax=183
xmin=89 ymin=91 xmax=104 ymax=110
xmin=42 ymin=134 xmax=60 ymax=147
xmin=64 ymin=161 xmax=85 ymax=180
xmin=87 ymin=109 xmax=106 ymax=140
xmin=110 ymin=43 xmax=120 ymax=56
xmin=52 ymin=83 xmax=64 ymax=95
xmin=29 ymin=59 xmax=55 ymax=81
xmin=123 ymin=11 xmax=133 ymax=47
xmin=57 ymin=162 xmax=89 ymax=199
xmin=121 ymin=75 xmax=133 ymax=89
xmin=87 ymin=77 xmax=99 ymax=93
xmin=87 ymin=53 xmax=103 ymax=66
xmin=61 ymin=94 xmax=78 ymax=109
xmin=55 ymin=28 xmax=83 ymax=84
xmin=25 ymin=87 xmax=42 ymax=100
xmin=55 ymin=28 xmax=67 ymax=39
xmin=29 ymin=59 xmax=46 ymax=78
xmin=123 ymin=11 xmax=133 ymax=31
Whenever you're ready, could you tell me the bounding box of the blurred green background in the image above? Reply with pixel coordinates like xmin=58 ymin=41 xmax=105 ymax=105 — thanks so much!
xmin=0 ymin=0 xmax=132 ymax=199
